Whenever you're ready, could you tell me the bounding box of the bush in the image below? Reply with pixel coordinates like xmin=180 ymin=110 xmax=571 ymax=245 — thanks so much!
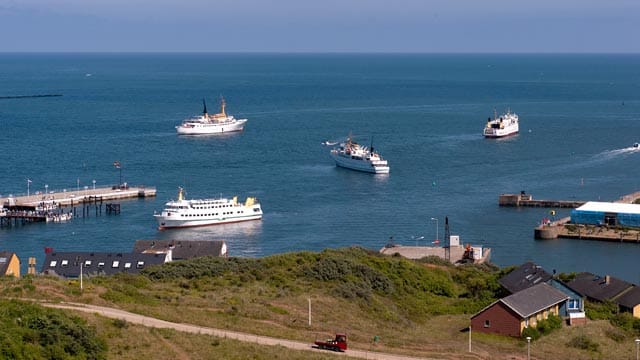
xmin=605 ymin=327 xmax=627 ymax=343
xmin=521 ymin=326 xmax=540 ymax=341
xmin=0 ymin=299 xmax=107 ymax=359
xmin=536 ymin=314 xmax=563 ymax=336
xmin=567 ymin=334 xmax=600 ymax=352
xmin=557 ymin=272 xmax=577 ymax=283
xmin=611 ymin=313 xmax=635 ymax=331
xmin=586 ymin=300 xmax=618 ymax=320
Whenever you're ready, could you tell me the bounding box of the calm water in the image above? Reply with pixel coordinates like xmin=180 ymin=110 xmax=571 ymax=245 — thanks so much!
xmin=1 ymin=53 xmax=640 ymax=281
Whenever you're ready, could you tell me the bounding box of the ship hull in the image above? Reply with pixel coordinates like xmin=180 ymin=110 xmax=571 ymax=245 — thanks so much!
xmin=483 ymin=126 xmax=519 ymax=138
xmin=155 ymin=213 xmax=262 ymax=230
xmin=176 ymin=119 xmax=247 ymax=135
xmin=330 ymin=153 xmax=390 ymax=174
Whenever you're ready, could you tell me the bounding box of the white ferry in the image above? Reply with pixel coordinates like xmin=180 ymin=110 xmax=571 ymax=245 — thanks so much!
xmin=483 ymin=109 xmax=519 ymax=138
xmin=176 ymin=97 xmax=247 ymax=135
xmin=154 ymin=188 xmax=262 ymax=230
xmin=330 ymin=134 xmax=390 ymax=174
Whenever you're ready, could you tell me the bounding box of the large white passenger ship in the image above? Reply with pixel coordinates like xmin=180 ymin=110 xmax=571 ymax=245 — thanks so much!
xmin=329 ymin=134 xmax=390 ymax=174
xmin=483 ymin=109 xmax=519 ymax=138
xmin=154 ymin=188 xmax=262 ymax=229
xmin=176 ymin=97 xmax=247 ymax=135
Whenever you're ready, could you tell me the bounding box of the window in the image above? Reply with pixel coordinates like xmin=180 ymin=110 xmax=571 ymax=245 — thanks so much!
xmin=112 ymin=261 xmax=120 ymax=268
xmin=98 ymin=262 xmax=105 ymax=268
xmin=568 ymin=299 xmax=580 ymax=310
xmin=137 ymin=261 xmax=145 ymax=268
xmin=124 ymin=262 xmax=132 ymax=269
xmin=50 ymin=261 xmax=57 ymax=267
xmin=484 ymin=320 xmax=490 ymax=328
xmin=84 ymin=260 xmax=92 ymax=267
xmin=61 ymin=260 xmax=69 ymax=267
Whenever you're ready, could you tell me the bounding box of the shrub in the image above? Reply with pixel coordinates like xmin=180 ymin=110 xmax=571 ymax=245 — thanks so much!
xmin=586 ymin=300 xmax=618 ymax=320
xmin=567 ymin=334 xmax=600 ymax=352
xmin=536 ymin=314 xmax=562 ymax=335
xmin=557 ymin=272 xmax=577 ymax=283
xmin=521 ymin=326 xmax=540 ymax=341
xmin=112 ymin=319 xmax=128 ymax=329
xmin=605 ymin=327 xmax=627 ymax=343
xmin=0 ymin=299 xmax=107 ymax=359
xmin=611 ymin=313 xmax=635 ymax=331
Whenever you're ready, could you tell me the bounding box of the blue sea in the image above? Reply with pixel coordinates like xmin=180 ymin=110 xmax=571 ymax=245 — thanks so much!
xmin=1 ymin=53 xmax=640 ymax=282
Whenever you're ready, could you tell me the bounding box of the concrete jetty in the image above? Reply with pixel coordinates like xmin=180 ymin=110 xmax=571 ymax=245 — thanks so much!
xmin=533 ymin=190 xmax=640 ymax=241
xmin=1 ymin=185 xmax=156 ymax=208
xmin=380 ymin=243 xmax=491 ymax=264
xmin=499 ymin=192 xmax=585 ymax=208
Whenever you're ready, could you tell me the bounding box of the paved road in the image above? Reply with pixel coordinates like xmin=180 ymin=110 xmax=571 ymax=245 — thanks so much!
xmin=43 ymin=302 xmax=438 ymax=360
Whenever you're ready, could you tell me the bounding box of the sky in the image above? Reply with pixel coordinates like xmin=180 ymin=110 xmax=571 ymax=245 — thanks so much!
xmin=0 ymin=0 xmax=639 ymax=53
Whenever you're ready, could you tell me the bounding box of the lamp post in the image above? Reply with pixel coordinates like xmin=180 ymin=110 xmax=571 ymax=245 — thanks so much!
xmin=76 ymin=256 xmax=83 ymax=291
xmin=526 ymin=336 xmax=531 ymax=360
xmin=431 ymin=217 xmax=439 ymax=243
xmin=92 ymin=179 xmax=96 ymax=190
xmin=635 ymin=338 xmax=639 ymax=360
xmin=468 ymin=325 xmax=471 ymax=352
xmin=27 ymin=179 xmax=32 ymax=197
xmin=113 ymin=161 xmax=122 ymax=188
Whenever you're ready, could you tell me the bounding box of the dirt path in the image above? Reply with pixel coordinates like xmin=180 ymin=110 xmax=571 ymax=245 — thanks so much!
xmin=43 ymin=302 xmax=439 ymax=360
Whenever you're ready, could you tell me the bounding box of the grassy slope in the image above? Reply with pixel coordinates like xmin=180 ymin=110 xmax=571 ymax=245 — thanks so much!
xmin=2 ymin=247 xmax=638 ymax=359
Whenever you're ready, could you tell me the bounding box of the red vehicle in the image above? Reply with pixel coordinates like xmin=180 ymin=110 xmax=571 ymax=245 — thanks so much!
xmin=314 ymin=333 xmax=348 ymax=352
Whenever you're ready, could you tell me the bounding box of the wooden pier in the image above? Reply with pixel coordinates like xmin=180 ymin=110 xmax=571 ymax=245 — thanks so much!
xmin=1 ymin=185 xmax=156 ymax=208
xmin=0 ymin=185 xmax=155 ymax=227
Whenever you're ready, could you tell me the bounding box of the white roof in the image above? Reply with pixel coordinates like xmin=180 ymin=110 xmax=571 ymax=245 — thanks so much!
xmin=575 ymin=201 xmax=640 ymax=215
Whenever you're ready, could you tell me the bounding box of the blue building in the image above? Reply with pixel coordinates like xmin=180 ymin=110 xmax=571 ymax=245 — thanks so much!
xmin=571 ymin=201 xmax=640 ymax=227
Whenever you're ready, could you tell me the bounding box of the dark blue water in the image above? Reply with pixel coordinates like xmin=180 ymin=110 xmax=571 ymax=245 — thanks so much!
xmin=1 ymin=53 xmax=640 ymax=281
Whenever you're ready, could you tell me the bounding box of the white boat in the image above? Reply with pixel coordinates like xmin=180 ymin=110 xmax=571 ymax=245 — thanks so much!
xmin=483 ymin=109 xmax=519 ymax=138
xmin=176 ymin=97 xmax=247 ymax=135
xmin=329 ymin=134 xmax=390 ymax=174
xmin=154 ymin=188 xmax=262 ymax=230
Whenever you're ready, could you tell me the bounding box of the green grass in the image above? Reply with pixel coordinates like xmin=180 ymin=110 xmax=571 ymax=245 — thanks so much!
xmin=4 ymin=247 xmax=640 ymax=359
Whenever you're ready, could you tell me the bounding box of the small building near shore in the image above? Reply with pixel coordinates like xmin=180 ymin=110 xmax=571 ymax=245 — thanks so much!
xmin=0 ymin=251 xmax=20 ymax=277
xmin=615 ymin=287 xmax=640 ymax=317
xmin=41 ymin=252 xmax=168 ymax=278
xmin=566 ymin=272 xmax=640 ymax=318
xmin=133 ymin=240 xmax=227 ymax=259
xmin=565 ymin=272 xmax=632 ymax=303
xmin=470 ymin=283 xmax=569 ymax=337
xmin=571 ymin=201 xmax=640 ymax=227
xmin=499 ymin=262 xmax=553 ymax=294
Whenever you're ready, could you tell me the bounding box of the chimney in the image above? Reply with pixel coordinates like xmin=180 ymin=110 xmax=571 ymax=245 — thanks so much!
xmin=605 ymin=275 xmax=611 ymax=285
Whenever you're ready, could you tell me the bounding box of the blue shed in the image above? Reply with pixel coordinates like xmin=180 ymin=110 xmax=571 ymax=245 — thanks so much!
xmin=571 ymin=201 xmax=640 ymax=228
